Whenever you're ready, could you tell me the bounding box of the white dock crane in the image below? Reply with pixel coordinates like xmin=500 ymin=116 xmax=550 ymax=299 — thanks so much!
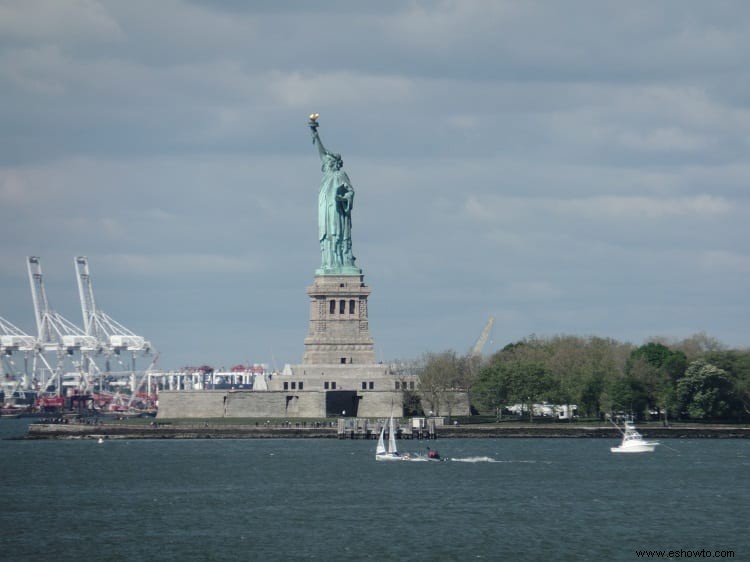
xmin=75 ymin=256 xmax=150 ymax=354
xmin=27 ymin=256 xmax=97 ymax=396
xmin=0 ymin=315 xmax=43 ymax=400
xmin=0 ymin=316 xmax=37 ymax=357
xmin=74 ymin=256 xmax=151 ymax=392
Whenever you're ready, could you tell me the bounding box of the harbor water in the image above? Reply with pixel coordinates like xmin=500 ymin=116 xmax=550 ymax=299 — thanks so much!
xmin=1 ymin=419 xmax=748 ymax=561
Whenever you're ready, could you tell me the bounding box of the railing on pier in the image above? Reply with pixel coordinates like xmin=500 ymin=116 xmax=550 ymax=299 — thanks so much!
xmin=336 ymin=417 xmax=437 ymax=440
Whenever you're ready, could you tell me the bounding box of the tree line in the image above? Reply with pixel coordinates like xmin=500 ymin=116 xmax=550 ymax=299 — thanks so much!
xmin=407 ymin=333 xmax=750 ymax=422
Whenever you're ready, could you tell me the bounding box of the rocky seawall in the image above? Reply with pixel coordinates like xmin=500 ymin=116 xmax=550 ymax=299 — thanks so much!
xmin=24 ymin=421 xmax=750 ymax=440
xmin=26 ymin=422 xmax=338 ymax=440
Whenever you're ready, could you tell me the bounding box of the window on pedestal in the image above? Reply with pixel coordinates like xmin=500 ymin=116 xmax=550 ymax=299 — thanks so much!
xmin=339 ymin=299 xmax=345 ymax=314
xmin=349 ymin=300 xmax=355 ymax=314
xmin=329 ymin=300 xmax=335 ymax=314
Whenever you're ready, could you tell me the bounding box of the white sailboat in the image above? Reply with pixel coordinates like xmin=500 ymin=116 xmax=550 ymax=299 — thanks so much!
xmin=375 ymin=415 xmax=403 ymax=461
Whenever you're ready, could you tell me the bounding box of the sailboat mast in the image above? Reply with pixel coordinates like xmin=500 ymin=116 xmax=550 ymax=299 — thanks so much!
xmin=388 ymin=416 xmax=397 ymax=453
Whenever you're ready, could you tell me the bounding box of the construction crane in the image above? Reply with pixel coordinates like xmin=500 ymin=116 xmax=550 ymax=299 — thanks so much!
xmin=471 ymin=316 xmax=495 ymax=358
xmin=27 ymin=256 xmax=97 ymax=396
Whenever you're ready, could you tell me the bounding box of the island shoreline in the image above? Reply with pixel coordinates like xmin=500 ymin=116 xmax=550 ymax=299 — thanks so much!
xmin=21 ymin=422 xmax=750 ymax=440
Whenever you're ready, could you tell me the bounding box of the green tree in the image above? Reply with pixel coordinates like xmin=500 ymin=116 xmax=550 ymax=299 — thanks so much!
xmin=695 ymin=350 xmax=750 ymax=420
xmin=627 ymin=342 xmax=687 ymax=421
xmin=417 ymin=350 xmax=465 ymax=417
xmin=607 ymin=376 xmax=649 ymax=418
xmin=629 ymin=342 xmax=673 ymax=368
xmin=673 ymin=332 xmax=725 ymax=360
xmin=507 ymin=360 xmax=553 ymax=421
xmin=471 ymin=354 xmax=553 ymax=420
xmin=472 ymin=362 xmax=511 ymax=417
xmin=579 ymin=373 xmax=606 ymax=418
xmin=580 ymin=337 xmax=632 ymax=418
xmin=468 ymin=333 xmax=748 ymax=422
xmin=677 ymin=360 xmax=733 ymax=420
xmin=479 ymin=334 xmax=632 ymax=419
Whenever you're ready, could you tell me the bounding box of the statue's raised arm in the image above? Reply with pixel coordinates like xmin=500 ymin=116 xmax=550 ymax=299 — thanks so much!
xmin=308 ymin=113 xmax=328 ymax=160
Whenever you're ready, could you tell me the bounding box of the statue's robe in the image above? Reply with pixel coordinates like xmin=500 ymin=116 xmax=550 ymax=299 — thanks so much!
xmin=318 ymin=163 xmax=354 ymax=268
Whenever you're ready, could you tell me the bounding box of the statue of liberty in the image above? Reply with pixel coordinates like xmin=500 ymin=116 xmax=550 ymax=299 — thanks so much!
xmin=308 ymin=114 xmax=359 ymax=274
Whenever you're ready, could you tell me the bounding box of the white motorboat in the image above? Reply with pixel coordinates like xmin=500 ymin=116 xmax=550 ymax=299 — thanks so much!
xmin=610 ymin=420 xmax=659 ymax=453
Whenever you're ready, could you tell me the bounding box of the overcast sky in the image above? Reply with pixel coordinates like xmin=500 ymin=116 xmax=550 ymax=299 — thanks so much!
xmin=1 ymin=1 xmax=748 ymax=370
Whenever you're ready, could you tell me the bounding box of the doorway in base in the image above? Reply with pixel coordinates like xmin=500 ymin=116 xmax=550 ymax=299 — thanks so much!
xmin=325 ymin=390 xmax=359 ymax=417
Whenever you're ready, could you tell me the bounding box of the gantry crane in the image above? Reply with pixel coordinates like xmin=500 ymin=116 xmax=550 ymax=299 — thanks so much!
xmin=27 ymin=256 xmax=97 ymax=396
xmin=74 ymin=256 xmax=152 ymax=403
xmin=0 ymin=315 xmax=43 ymax=401
xmin=0 ymin=315 xmax=37 ymax=356
xmin=74 ymin=256 xmax=150 ymax=356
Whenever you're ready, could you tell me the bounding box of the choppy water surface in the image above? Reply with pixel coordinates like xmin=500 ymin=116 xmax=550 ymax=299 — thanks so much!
xmin=1 ymin=419 xmax=748 ymax=561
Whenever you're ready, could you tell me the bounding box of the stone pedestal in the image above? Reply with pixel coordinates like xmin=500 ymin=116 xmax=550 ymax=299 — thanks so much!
xmin=302 ymin=273 xmax=376 ymax=365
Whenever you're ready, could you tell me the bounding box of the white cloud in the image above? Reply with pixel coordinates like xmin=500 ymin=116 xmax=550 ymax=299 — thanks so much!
xmin=698 ymin=250 xmax=750 ymax=274
xmin=464 ymin=194 xmax=733 ymax=223
xmin=388 ymin=0 xmax=524 ymax=50
xmin=0 ymin=172 xmax=28 ymax=204
xmin=617 ymin=127 xmax=714 ymax=152
xmin=505 ymin=281 xmax=563 ymax=302
xmin=563 ymin=194 xmax=733 ymax=219
xmin=0 ymin=0 xmax=123 ymax=43
xmin=268 ymin=71 xmax=415 ymax=108
xmin=99 ymin=253 xmax=260 ymax=277
xmin=0 ymin=45 xmax=68 ymax=95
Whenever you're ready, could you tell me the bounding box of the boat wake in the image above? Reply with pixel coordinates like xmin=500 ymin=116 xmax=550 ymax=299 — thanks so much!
xmin=450 ymin=456 xmax=500 ymax=463
xmin=449 ymin=457 xmax=548 ymax=464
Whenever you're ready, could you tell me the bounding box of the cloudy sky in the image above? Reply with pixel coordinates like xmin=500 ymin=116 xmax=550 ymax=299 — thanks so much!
xmin=1 ymin=1 xmax=748 ymax=370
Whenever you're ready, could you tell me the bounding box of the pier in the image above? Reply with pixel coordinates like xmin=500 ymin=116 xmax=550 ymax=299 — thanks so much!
xmin=336 ymin=417 xmax=438 ymax=440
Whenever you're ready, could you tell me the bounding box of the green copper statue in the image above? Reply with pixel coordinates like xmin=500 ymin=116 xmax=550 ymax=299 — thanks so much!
xmin=308 ymin=114 xmax=360 ymax=275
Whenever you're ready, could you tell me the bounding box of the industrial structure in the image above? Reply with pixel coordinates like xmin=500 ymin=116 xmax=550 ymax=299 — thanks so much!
xmin=1 ymin=256 xmax=158 ymax=414
xmin=472 ymin=316 xmax=495 ymax=358
xmin=1 ymin=256 xmax=296 ymax=416
xmin=74 ymin=256 xmax=151 ymax=364
xmin=0 ymin=315 xmax=41 ymax=406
